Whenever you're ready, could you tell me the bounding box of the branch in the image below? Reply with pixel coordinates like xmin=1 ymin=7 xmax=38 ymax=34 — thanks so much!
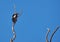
xmin=50 ymin=26 xmax=60 ymax=42
xmin=10 ymin=39 xmax=13 ymax=42
xmin=10 ymin=23 xmax=16 ymax=42
xmin=46 ymin=28 xmax=50 ymax=42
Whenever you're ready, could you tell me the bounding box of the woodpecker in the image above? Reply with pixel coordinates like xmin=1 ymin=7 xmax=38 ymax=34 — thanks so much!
xmin=12 ymin=13 xmax=18 ymax=24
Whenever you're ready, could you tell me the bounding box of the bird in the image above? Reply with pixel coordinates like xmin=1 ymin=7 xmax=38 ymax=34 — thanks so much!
xmin=12 ymin=13 xmax=18 ymax=24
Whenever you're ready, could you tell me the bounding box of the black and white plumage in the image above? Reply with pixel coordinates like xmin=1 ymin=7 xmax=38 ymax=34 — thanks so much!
xmin=12 ymin=13 xmax=18 ymax=24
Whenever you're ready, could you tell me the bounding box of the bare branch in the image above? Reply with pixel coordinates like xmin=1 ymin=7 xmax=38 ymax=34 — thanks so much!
xmin=46 ymin=28 xmax=50 ymax=42
xmin=50 ymin=26 xmax=60 ymax=42
xmin=10 ymin=39 xmax=13 ymax=42
xmin=12 ymin=23 xmax=16 ymax=40
xmin=10 ymin=23 xmax=16 ymax=42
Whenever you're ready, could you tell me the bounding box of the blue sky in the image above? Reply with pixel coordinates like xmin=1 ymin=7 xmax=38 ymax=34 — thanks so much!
xmin=0 ymin=0 xmax=60 ymax=42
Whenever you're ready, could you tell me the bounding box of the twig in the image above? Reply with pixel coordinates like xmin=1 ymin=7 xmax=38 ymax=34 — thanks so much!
xmin=46 ymin=28 xmax=50 ymax=42
xmin=10 ymin=23 xmax=16 ymax=42
xmin=50 ymin=26 xmax=60 ymax=42
xmin=12 ymin=23 xmax=16 ymax=40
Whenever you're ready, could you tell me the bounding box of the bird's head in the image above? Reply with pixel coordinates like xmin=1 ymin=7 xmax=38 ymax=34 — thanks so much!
xmin=12 ymin=13 xmax=19 ymax=24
